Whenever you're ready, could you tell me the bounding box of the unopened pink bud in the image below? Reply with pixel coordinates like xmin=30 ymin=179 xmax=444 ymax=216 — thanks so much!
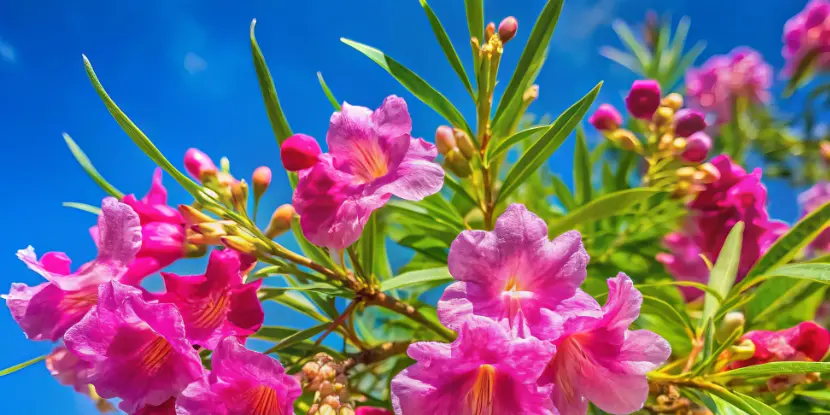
xmin=498 ymin=17 xmax=518 ymax=43
xmin=184 ymin=148 xmax=217 ymax=180
xmin=625 ymin=80 xmax=662 ymax=120
xmin=682 ymin=132 xmax=712 ymax=163
xmin=674 ymin=109 xmax=707 ymax=138
xmin=589 ymin=104 xmax=623 ymax=131
xmin=252 ymin=166 xmax=272 ymax=199
xmin=281 ymin=134 xmax=322 ymax=172
xmin=435 ymin=126 xmax=456 ymax=155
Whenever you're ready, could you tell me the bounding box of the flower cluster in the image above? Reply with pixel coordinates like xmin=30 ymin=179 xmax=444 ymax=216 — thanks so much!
xmin=390 ymin=205 xmax=671 ymax=414
xmin=282 ymin=96 xmax=444 ymax=250
xmin=685 ymin=47 xmax=772 ymax=124
xmin=589 ymin=80 xmax=716 ymax=198
xmin=783 ymin=0 xmax=830 ymax=76
xmin=658 ymin=155 xmax=788 ymax=300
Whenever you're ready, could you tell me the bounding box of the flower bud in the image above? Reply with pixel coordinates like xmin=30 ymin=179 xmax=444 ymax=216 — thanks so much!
xmin=281 ymin=134 xmax=322 ymax=171
xmin=625 ymin=80 xmax=662 ymax=120
xmin=252 ymin=166 xmax=272 ymax=200
xmin=339 ymin=407 xmax=356 ymax=415
xmin=221 ymin=236 xmax=259 ymax=255
xmin=658 ymin=133 xmax=674 ymax=151
xmin=652 ymin=106 xmax=675 ymax=127
xmin=435 ymin=126 xmax=456 ymax=155
xmin=485 ymin=22 xmax=496 ymax=41
xmin=453 ymin=129 xmax=475 ymax=159
xmin=672 ymin=137 xmax=688 ymax=153
xmin=178 ymin=204 xmax=213 ymax=225
xmin=672 ymin=180 xmax=694 ymax=198
xmin=674 ymin=109 xmax=707 ymax=138
xmin=523 ymin=85 xmax=539 ymax=105
xmin=265 ymin=204 xmax=295 ymax=239
xmin=716 ymin=312 xmax=745 ymax=343
xmin=230 ymin=180 xmax=249 ymax=213
xmin=729 ymin=339 xmax=756 ymax=362
xmin=696 ymin=162 xmax=721 ymax=184
xmin=317 ymin=405 xmax=337 ymax=415
xmin=675 ymin=167 xmax=697 ymax=180
xmin=589 ymin=104 xmax=623 ymax=132
xmin=610 ymin=129 xmax=642 ymax=152
xmin=184 ymin=148 xmax=217 ymax=180
xmin=661 ymin=93 xmax=684 ymax=111
xmin=681 ymin=132 xmax=712 ymax=163
xmin=444 ymin=149 xmax=472 ymax=178
xmin=498 ymin=17 xmax=518 ymax=43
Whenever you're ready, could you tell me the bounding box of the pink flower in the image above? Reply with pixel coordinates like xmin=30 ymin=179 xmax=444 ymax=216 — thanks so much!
xmin=656 ymin=232 xmax=709 ymax=301
xmin=119 ymin=169 xmax=187 ymax=285
xmin=589 ymin=104 xmax=623 ymax=131
xmin=293 ymin=96 xmax=444 ymax=249
xmin=391 ymin=316 xmax=557 ymax=415
xmin=63 ymin=281 xmax=204 ymax=413
xmin=177 ymin=336 xmax=302 ymax=415
xmin=783 ymin=1 xmax=830 ymax=75
xmin=731 ymin=321 xmax=830 ymax=369
xmin=798 ymin=182 xmax=830 ymax=252
xmin=674 ymin=109 xmax=707 ymax=138
xmin=157 ymin=249 xmax=264 ymax=349
xmin=686 ymin=48 xmax=772 ymax=123
xmin=625 ymin=80 xmax=662 ymax=120
xmin=46 ymin=346 xmax=92 ymax=394
xmin=356 ymin=407 xmax=394 ymax=415
xmin=184 ymin=148 xmax=218 ymax=180
xmin=281 ymin=134 xmax=322 ymax=172
xmin=437 ymin=204 xmax=588 ymax=339
xmin=681 ymin=131 xmax=712 ymax=163
xmin=5 ymin=198 xmax=142 ymax=341
xmin=541 ymin=274 xmax=671 ymax=414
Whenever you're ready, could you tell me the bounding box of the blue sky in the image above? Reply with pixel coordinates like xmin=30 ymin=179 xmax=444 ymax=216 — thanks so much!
xmin=0 ymin=0 xmax=813 ymax=413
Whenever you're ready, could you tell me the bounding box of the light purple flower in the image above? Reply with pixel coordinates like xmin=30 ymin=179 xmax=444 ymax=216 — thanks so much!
xmin=686 ymin=48 xmax=772 ymax=123
xmin=157 ymin=249 xmax=264 ymax=350
xmin=799 ymin=182 xmax=830 ymax=252
xmin=293 ymin=96 xmax=444 ymax=249
xmin=5 ymin=198 xmax=142 ymax=341
xmin=177 ymin=336 xmax=302 ymax=415
xmin=391 ymin=316 xmax=557 ymax=415
xmin=63 ymin=281 xmax=204 ymax=413
xmin=437 ymin=204 xmax=588 ymax=339
xmin=541 ymin=274 xmax=671 ymax=415
xmin=783 ymin=0 xmax=830 ymax=75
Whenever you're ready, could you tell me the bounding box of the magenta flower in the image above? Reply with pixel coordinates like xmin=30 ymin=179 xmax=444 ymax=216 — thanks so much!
xmin=681 ymin=131 xmax=712 ymax=163
xmin=541 ymin=274 xmax=671 ymax=415
xmin=281 ymin=134 xmax=322 ymax=172
xmin=157 ymin=249 xmax=264 ymax=349
xmin=625 ymin=80 xmax=662 ymax=120
xmin=391 ymin=316 xmax=557 ymax=415
xmin=686 ymin=48 xmax=772 ymax=123
xmin=293 ymin=96 xmax=444 ymax=249
xmin=46 ymin=346 xmax=92 ymax=394
xmin=656 ymin=232 xmax=709 ymax=301
xmin=134 ymin=398 xmax=178 ymax=415
xmin=798 ymin=182 xmax=830 ymax=252
xmin=589 ymin=104 xmax=623 ymax=131
xmin=674 ymin=109 xmax=707 ymax=138
xmin=783 ymin=0 xmax=830 ymax=75
xmin=119 ymin=168 xmax=187 ymax=285
xmin=5 ymin=198 xmax=141 ymax=341
xmin=356 ymin=407 xmax=394 ymax=415
xmin=437 ymin=204 xmax=588 ymax=339
xmin=184 ymin=148 xmax=218 ymax=180
xmin=63 ymin=281 xmax=204 ymax=413
xmin=730 ymin=321 xmax=830 ymax=369
xmin=177 ymin=336 xmax=302 ymax=415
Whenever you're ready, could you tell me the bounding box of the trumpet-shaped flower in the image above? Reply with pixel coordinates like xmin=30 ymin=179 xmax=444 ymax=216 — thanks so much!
xmin=391 ymin=316 xmax=557 ymax=415
xmin=541 ymin=274 xmax=671 ymax=415
xmin=293 ymin=96 xmax=444 ymax=249
xmin=5 ymin=198 xmax=142 ymax=341
xmin=158 ymin=249 xmax=264 ymax=349
xmin=46 ymin=346 xmax=92 ymax=394
xmin=177 ymin=336 xmax=302 ymax=415
xmin=63 ymin=281 xmax=204 ymax=413
xmin=437 ymin=204 xmax=588 ymax=339
xmin=730 ymin=321 xmax=830 ymax=369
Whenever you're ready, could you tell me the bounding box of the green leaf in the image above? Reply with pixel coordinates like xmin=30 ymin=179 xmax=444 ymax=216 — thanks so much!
xmin=615 ymin=151 xmax=636 ymax=190
xmin=386 ymin=200 xmax=463 ymax=234
xmin=443 ymin=174 xmax=478 ymax=208
xmin=498 ymin=82 xmax=601 ymax=203
xmin=701 ymin=222 xmax=744 ymax=328
xmin=380 ymin=267 xmax=453 ymax=292
xmin=547 ymin=188 xmax=662 ymax=237
xmin=341 ymin=38 xmax=472 ymax=137
xmin=264 ymin=322 xmax=331 ymax=354
xmin=611 ymin=20 xmax=652 ymax=70
xmin=291 ymin=220 xmax=338 ymax=272
xmin=734 ymin=392 xmax=781 ymax=415
xmin=746 ymin=279 xmax=813 ymax=326
xmin=250 ymin=21 xmax=293 ymax=144
xmin=420 ymin=0 xmax=474 ymax=98
xmin=738 ymin=201 xmax=830 ymax=291
xmin=601 ymin=163 xmax=614 ymax=193
xmin=713 ymin=361 xmax=830 ymax=380
xmin=599 ymin=47 xmax=642 ymax=74
xmin=358 ymin=213 xmax=377 ymax=280
xmin=668 ymin=17 xmax=691 ymax=67
xmin=62 ymin=202 xmax=102 ymax=215
xmin=63 ymin=133 xmax=123 ymax=198
xmin=0 ymin=355 xmax=46 ymax=376
xmin=82 ymin=56 xmax=203 ymax=198
xmin=252 ymin=326 xmax=345 ymax=359
xmin=667 ymin=41 xmax=706 ymax=91
xmin=636 ymin=281 xmax=723 ymax=303
xmin=317 ymin=72 xmax=341 ymax=111
xmin=759 ymin=263 xmax=830 ymax=284
xmin=692 ymin=327 xmax=744 ymax=376
xmin=259 ymin=289 xmax=329 ymax=322
xmin=463 ymin=0 xmax=484 ymax=75
xmin=484 ymin=125 xmax=548 ymax=165
xmin=704 ymin=387 xmax=761 ymax=415
xmin=573 ymin=126 xmax=592 ymax=205
xmin=641 ymin=295 xmax=696 ymax=339
xmin=492 ymin=0 xmax=564 ymax=125
xmin=551 ymin=175 xmax=576 ymax=211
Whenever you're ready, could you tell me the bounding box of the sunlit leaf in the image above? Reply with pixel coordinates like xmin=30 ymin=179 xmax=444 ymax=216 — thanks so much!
xmin=547 ymin=188 xmax=662 ymax=237
xmin=713 ymin=361 xmax=830 ymax=380
xmin=63 ymin=133 xmax=123 ymax=198
xmin=62 ymin=202 xmax=102 ymax=215
xmin=484 ymin=125 xmax=548 ymax=165
xmin=704 ymin=387 xmax=761 ymax=415
xmin=251 ymin=20 xmax=293 ymax=146
xmin=317 ymin=72 xmax=341 ymax=111
xmin=611 ymin=20 xmax=652 ymax=70
xmin=420 ymin=0 xmax=474 ymax=97
xmin=735 ymin=392 xmax=782 ymax=415
xmin=701 ymin=222 xmax=744 ymax=329
xmin=552 ymin=175 xmax=576 ymax=211
xmin=0 ymin=355 xmax=46 ymax=377
xmin=264 ymin=322 xmax=331 ymax=354
xmin=463 ymin=0 xmax=484 ymax=76
xmin=573 ymin=126 xmax=592 ymax=205
xmin=641 ymin=295 xmax=696 ymax=338
xmin=381 ymin=267 xmax=453 ymax=292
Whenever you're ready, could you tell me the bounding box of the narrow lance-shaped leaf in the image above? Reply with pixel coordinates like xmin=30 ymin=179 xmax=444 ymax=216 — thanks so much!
xmin=250 ymin=21 xmax=293 ymax=145
xmin=573 ymin=126 xmax=592 ymax=205
xmin=0 ymin=355 xmax=46 ymax=377
xmin=62 ymin=202 xmax=103 ymax=215
xmin=380 ymin=267 xmax=453 ymax=292
xmin=701 ymin=222 xmax=744 ymax=329
xmin=703 ymin=387 xmax=761 ymax=415
xmin=463 ymin=0 xmax=484 ymax=76
xmin=611 ymin=20 xmax=652 ymax=70
xmin=317 ymin=72 xmax=341 ymax=111
xmin=551 ymin=175 xmax=576 ymax=211
xmin=264 ymin=322 xmax=332 ymax=354
xmin=341 ymin=38 xmax=473 ymax=138
xmin=547 ymin=188 xmax=662 ymax=237
xmin=484 ymin=125 xmax=548 ymax=165
xmin=63 ymin=133 xmax=124 ymax=198
xmin=713 ymin=361 xmax=830 ymax=380
xmin=420 ymin=0 xmax=474 ymax=98
xmin=497 ymin=82 xmax=602 ymax=203
xmin=734 ymin=392 xmax=781 ymax=415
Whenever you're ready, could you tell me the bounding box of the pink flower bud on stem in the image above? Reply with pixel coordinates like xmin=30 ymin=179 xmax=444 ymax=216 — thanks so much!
xmin=498 ymin=17 xmax=518 ymax=43
xmin=178 ymin=204 xmax=214 ymax=225
xmin=444 ymin=149 xmax=472 ymax=178
xmin=266 ymin=204 xmax=296 ymax=239
xmin=252 ymin=166 xmax=272 ymax=219
xmin=435 ymin=126 xmax=456 ymax=155
xmin=681 ymin=132 xmax=712 ymax=163
xmin=453 ymin=129 xmax=475 ymax=160
xmin=184 ymin=148 xmax=217 ymax=181
xmin=589 ymin=104 xmax=623 ymax=131
xmin=625 ymin=80 xmax=662 ymax=120
xmin=281 ymin=134 xmax=322 ymax=172
xmin=674 ymin=109 xmax=707 ymax=137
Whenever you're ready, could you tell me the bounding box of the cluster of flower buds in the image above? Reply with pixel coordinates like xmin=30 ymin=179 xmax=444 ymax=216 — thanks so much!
xmin=303 ymin=353 xmax=355 ymax=415
xmin=435 ymin=125 xmax=475 ymax=178
xmin=589 ymin=80 xmax=718 ymax=198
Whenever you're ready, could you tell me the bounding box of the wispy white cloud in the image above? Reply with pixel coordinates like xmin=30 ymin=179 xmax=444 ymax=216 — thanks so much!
xmin=184 ymin=52 xmax=207 ymax=74
xmin=0 ymin=38 xmax=17 ymax=63
xmin=551 ymin=0 xmax=624 ymax=64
